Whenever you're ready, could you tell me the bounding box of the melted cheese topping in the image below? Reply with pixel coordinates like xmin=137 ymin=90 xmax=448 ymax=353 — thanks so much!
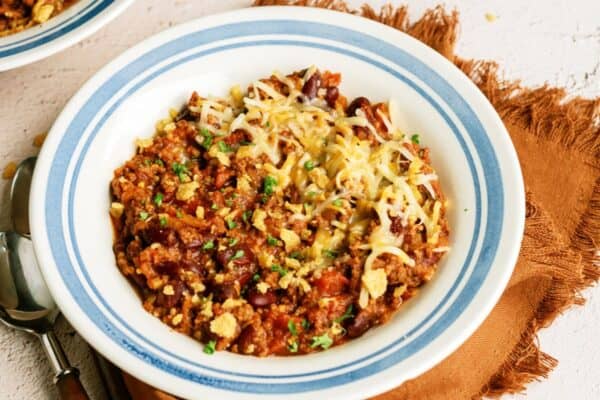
xmin=189 ymin=67 xmax=448 ymax=308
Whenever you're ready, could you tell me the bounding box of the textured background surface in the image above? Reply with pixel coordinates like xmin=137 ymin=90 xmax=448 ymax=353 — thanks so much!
xmin=0 ymin=1 xmax=598 ymax=399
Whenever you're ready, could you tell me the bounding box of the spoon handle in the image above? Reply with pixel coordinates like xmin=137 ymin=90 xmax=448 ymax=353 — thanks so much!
xmin=40 ymin=331 xmax=90 ymax=400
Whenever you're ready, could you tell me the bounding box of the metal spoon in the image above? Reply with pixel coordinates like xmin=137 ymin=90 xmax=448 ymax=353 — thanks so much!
xmin=8 ymin=157 xmax=130 ymax=400
xmin=10 ymin=157 xmax=34 ymax=238
xmin=0 ymin=232 xmax=89 ymax=399
xmin=0 ymin=157 xmax=89 ymax=399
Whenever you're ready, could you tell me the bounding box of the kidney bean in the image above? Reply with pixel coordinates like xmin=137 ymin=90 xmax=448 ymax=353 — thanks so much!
xmin=156 ymin=281 xmax=184 ymax=308
xmin=141 ymin=224 xmax=173 ymax=246
xmin=216 ymin=244 xmax=256 ymax=268
xmin=213 ymin=282 xmax=239 ymax=301
xmin=247 ymin=290 xmax=276 ymax=308
xmin=346 ymin=310 xmax=374 ymax=338
xmin=302 ymin=71 xmax=321 ymax=99
xmin=154 ymin=260 xmax=179 ymax=276
xmin=346 ymin=96 xmax=370 ymax=116
xmin=325 ymin=86 xmax=339 ymax=108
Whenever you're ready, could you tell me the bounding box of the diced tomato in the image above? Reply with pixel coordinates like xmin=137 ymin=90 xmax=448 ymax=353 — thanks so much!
xmin=313 ymin=270 xmax=349 ymax=296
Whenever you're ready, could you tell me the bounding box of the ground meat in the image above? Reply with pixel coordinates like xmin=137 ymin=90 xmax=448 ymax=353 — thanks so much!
xmin=110 ymin=67 xmax=450 ymax=357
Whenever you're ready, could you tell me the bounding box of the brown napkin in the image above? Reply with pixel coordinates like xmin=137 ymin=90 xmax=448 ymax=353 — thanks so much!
xmin=123 ymin=2 xmax=600 ymax=398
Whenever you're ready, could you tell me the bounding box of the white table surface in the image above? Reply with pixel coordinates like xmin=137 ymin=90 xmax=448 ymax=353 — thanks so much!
xmin=0 ymin=1 xmax=598 ymax=399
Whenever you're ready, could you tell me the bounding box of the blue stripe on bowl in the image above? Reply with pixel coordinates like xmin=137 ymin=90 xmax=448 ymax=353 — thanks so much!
xmin=0 ymin=0 xmax=112 ymax=57
xmin=45 ymin=20 xmax=503 ymax=393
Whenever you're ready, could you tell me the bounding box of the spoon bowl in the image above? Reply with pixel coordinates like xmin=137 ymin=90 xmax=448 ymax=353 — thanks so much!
xmin=0 ymin=231 xmax=57 ymax=334
xmin=10 ymin=157 xmax=36 ymax=238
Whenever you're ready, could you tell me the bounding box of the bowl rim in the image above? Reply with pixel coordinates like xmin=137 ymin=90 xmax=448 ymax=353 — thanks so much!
xmin=30 ymin=6 xmax=525 ymax=399
xmin=0 ymin=0 xmax=134 ymax=71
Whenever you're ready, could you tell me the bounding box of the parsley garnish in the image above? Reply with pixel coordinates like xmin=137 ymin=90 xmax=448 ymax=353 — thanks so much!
xmin=172 ymin=162 xmax=189 ymax=182
xmin=139 ymin=211 xmax=149 ymax=221
xmin=323 ymin=249 xmax=338 ymax=259
xmin=288 ymin=320 xmax=298 ymax=336
xmin=303 ymin=160 xmax=315 ymax=171
xmin=267 ymin=235 xmax=280 ymax=246
xmin=202 ymin=240 xmax=214 ymax=250
xmin=271 ymin=264 xmax=287 ymax=276
xmin=153 ymin=192 xmax=163 ymax=207
xmin=176 ymin=210 xmax=183 ymax=218
xmin=144 ymin=159 xmax=152 ymax=166
xmin=332 ymin=198 xmax=343 ymax=207
xmin=211 ymin=203 xmax=218 ymax=210
xmin=242 ymin=210 xmax=253 ymax=223
xmin=301 ymin=319 xmax=310 ymax=330
xmin=252 ymin=273 xmax=261 ymax=282
xmin=262 ymin=176 xmax=277 ymax=196
xmin=410 ymin=134 xmax=420 ymax=144
xmin=307 ymin=191 xmax=317 ymax=198
xmin=226 ymin=219 xmax=237 ymax=230
xmin=310 ymin=334 xmax=333 ymax=350
xmin=229 ymin=237 xmax=239 ymax=246
xmin=159 ymin=216 xmax=168 ymax=227
xmin=225 ymin=199 xmax=233 ymax=207
xmin=199 ymin=128 xmax=213 ymax=150
xmin=230 ymin=250 xmax=245 ymax=261
xmin=154 ymin=159 xmax=164 ymax=167
xmin=289 ymin=251 xmax=303 ymax=260
xmin=288 ymin=341 xmax=299 ymax=353
xmin=334 ymin=305 xmax=354 ymax=323
xmin=203 ymin=340 xmax=216 ymax=355
xmin=217 ymin=141 xmax=232 ymax=153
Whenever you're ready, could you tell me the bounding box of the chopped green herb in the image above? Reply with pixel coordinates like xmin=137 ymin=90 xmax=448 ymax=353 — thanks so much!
xmin=217 ymin=141 xmax=232 ymax=153
xmin=139 ymin=211 xmax=149 ymax=221
xmin=334 ymin=305 xmax=354 ymax=323
xmin=260 ymin=194 xmax=269 ymax=204
xmin=288 ymin=341 xmax=299 ymax=353
xmin=262 ymin=176 xmax=277 ymax=196
xmin=307 ymin=191 xmax=317 ymax=198
xmin=242 ymin=210 xmax=253 ymax=223
xmin=159 ymin=216 xmax=168 ymax=227
xmin=252 ymin=273 xmax=261 ymax=282
xmin=176 ymin=210 xmax=183 ymax=218
xmin=199 ymin=128 xmax=213 ymax=150
xmin=332 ymin=198 xmax=343 ymax=207
xmin=303 ymin=160 xmax=315 ymax=171
xmin=310 ymin=333 xmax=333 ymax=350
xmin=266 ymin=235 xmax=280 ymax=246
xmin=410 ymin=134 xmax=420 ymax=144
xmin=230 ymin=250 xmax=245 ymax=261
xmin=225 ymin=199 xmax=234 ymax=207
xmin=301 ymin=319 xmax=310 ymax=330
xmin=203 ymin=340 xmax=216 ymax=355
xmin=265 ymin=121 xmax=270 ymax=128
xmin=226 ymin=219 xmax=237 ymax=230
xmin=289 ymin=251 xmax=303 ymax=260
xmin=202 ymin=240 xmax=214 ymax=250
xmin=288 ymin=320 xmax=298 ymax=336
xmin=154 ymin=159 xmax=164 ymax=167
xmin=463 ymin=208 xmax=468 ymax=212
xmin=229 ymin=237 xmax=239 ymax=246
xmin=240 ymin=140 xmax=253 ymax=146
xmin=271 ymin=264 xmax=287 ymax=276
xmin=211 ymin=203 xmax=218 ymax=210
xmin=172 ymin=162 xmax=189 ymax=182
xmin=153 ymin=192 xmax=164 ymax=207
xmin=323 ymin=249 xmax=338 ymax=259
xmin=144 ymin=159 xmax=152 ymax=166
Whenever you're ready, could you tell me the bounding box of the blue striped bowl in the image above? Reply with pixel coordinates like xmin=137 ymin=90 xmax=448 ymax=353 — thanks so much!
xmin=30 ymin=7 xmax=525 ymax=399
xmin=0 ymin=0 xmax=133 ymax=71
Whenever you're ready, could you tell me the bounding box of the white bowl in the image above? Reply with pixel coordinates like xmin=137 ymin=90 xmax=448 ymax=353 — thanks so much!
xmin=30 ymin=6 xmax=525 ymax=400
xmin=0 ymin=0 xmax=133 ymax=71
